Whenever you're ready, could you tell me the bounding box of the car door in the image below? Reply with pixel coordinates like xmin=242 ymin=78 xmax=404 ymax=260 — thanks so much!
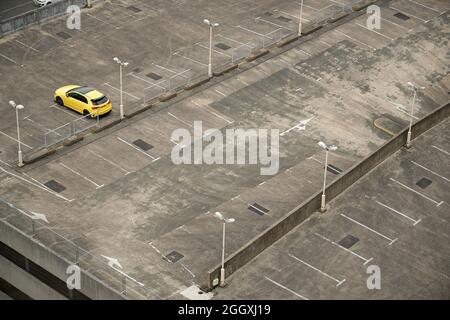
xmin=66 ymin=92 xmax=87 ymax=113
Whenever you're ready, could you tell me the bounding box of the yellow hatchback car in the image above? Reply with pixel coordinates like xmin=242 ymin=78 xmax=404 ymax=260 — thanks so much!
xmin=54 ymin=85 xmax=112 ymax=117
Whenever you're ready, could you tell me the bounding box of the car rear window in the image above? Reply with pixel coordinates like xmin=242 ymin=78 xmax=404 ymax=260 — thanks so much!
xmin=91 ymin=96 xmax=108 ymax=105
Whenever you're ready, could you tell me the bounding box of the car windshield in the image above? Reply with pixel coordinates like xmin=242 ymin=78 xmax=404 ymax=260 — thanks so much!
xmin=91 ymin=96 xmax=108 ymax=105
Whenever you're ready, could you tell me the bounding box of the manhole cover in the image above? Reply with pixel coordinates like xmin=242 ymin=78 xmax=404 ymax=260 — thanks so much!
xmin=163 ymin=251 xmax=184 ymax=263
xmin=416 ymin=177 xmax=432 ymax=189
xmin=277 ymin=16 xmax=292 ymax=23
xmin=133 ymin=139 xmax=153 ymax=151
xmin=327 ymin=164 xmax=343 ymax=175
xmin=394 ymin=12 xmax=410 ymax=20
xmin=248 ymin=203 xmax=269 ymax=216
xmin=338 ymin=235 xmax=359 ymax=249
xmin=215 ymin=43 xmax=232 ymax=51
xmin=56 ymin=32 xmax=72 ymax=40
xmin=146 ymin=72 xmax=162 ymax=80
xmin=44 ymin=180 xmax=66 ymax=193
xmin=127 ymin=5 xmax=142 ymax=13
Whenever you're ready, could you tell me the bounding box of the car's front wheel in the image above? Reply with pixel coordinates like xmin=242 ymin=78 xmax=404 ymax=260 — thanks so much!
xmin=83 ymin=110 xmax=91 ymax=117
xmin=55 ymin=96 xmax=64 ymax=106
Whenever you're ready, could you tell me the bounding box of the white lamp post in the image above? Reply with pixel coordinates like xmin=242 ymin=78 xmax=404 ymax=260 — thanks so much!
xmin=318 ymin=141 xmax=338 ymax=212
xmin=406 ymin=82 xmax=424 ymax=149
xmin=203 ymin=19 xmax=219 ymax=78
xmin=113 ymin=57 xmax=129 ymax=120
xmin=298 ymin=0 xmax=304 ymax=36
xmin=9 ymin=100 xmax=24 ymax=167
xmin=214 ymin=211 xmax=235 ymax=287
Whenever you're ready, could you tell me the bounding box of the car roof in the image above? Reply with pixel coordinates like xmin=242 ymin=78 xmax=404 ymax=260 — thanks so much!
xmin=71 ymin=86 xmax=95 ymax=94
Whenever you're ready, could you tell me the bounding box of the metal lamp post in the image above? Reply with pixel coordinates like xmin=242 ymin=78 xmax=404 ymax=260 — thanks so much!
xmin=203 ymin=19 xmax=219 ymax=78
xmin=298 ymin=0 xmax=304 ymax=36
xmin=406 ymin=82 xmax=424 ymax=149
xmin=113 ymin=57 xmax=129 ymax=120
xmin=214 ymin=212 xmax=235 ymax=287
xmin=9 ymin=100 xmax=24 ymax=167
xmin=318 ymin=141 xmax=338 ymax=212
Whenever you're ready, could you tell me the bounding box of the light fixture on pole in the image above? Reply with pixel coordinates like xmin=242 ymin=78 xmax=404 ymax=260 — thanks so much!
xmin=203 ymin=19 xmax=219 ymax=78
xmin=9 ymin=100 xmax=24 ymax=167
xmin=113 ymin=57 xmax=129 ymax=120
xmin=214 ymin=211 xmax=235 ymax=287
xmin=318 ymin=141 xmax=338 ymax=212
xmin=298 ymin=0 xmax=304 ymax=36
xmin=406 ymin=82 xmax=424 ymax=149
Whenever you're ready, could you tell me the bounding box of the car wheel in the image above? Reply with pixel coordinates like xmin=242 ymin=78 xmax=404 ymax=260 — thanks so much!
xmin=55 ymin=96 xmax=64 ymax=106
xmin=83 ymin=110 xmax=90 ymax=117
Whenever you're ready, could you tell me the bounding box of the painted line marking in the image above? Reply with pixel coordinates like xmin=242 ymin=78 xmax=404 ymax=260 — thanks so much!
xmin=235 ymin=25 xmax=276 ymax=39
xmin=288 ymin=253 xmax=346 ymax=287
xmin=216 ymin=34 xmax=247 ymax=46
xmin=168 ymin=112 xmax=193 ymax=127
xmin=0 ymin=166 xmax=73 ymax=202
xmin=237 ymin=78 xmax=249 ymax=86
xmin=116 ymin=137 xmax=159 ymax=161
xmin=195 ymin=42 xmax=232 ymax=57
xmin=432 ymin=145 xmax=450 ymax=157
xmin=0 ymin=53 xmax=18 ymax=65
xmin=49 ymin=104 xmax=82 ymax=119
xmin=0 ymin=159 xmax=12 ymax=167
xmin=280 ymin=117 xmax=314 ymax=136
xmin=255 ymin=17 xmax=293 ymax=31
xmin=0 ymin=130 xmax=33 ymax=149
xmin=173 ymin=52 xmax=208 ymax=67
xmin=407 ymin=0 xmax=440 ymax=13
xmin=86 ymin=13 xmax=120 ymax=28
xmin=354 ymin=22 xmax=394 ymax=41
xmin=294 ymin=48 xmax=312 ymax=56
xmin=87 ymin=149 xmax=131 ymax=175
xmin=340 ymin=213 xmax=398 ymax=246
xmin=390 ymin=178 xmax=444 ymax=207
xmin=191 ymin=100 xmax=233 ymax=124
xmin=129 ymin=73 xmax=166 ymax=88
xmin=264 ymin=277 xmax=309 ymax=300
xmin=15 ymin=39 xmax=40 ymax=53
xmin=59 ymin=162 xmax=104 ymax=189
xmin=314 ymin=232 xmax=374 ymax=265
xmin=334 ymin=29 xmax=375 ymax=50
xmin=104 ymin=83 xmax=140 ymax=100
xmin=273 ymin=9 xmax=311 ymax=22
xmin=376 ymin=200 xmax=422 ymax=226
xmin=411 ymin=161 xmax=450 ymax=183
xmin=215 ymin=89 xmax=227 ymax=97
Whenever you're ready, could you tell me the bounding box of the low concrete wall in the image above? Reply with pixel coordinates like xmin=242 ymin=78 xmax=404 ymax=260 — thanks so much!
xmin=207 ymin=100 xmax=450 ymax=288
xmin=0 ymin=220 xmax=125 ymax=300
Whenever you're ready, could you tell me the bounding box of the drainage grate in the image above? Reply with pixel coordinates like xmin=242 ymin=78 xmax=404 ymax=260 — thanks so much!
xmin=277 ymin=16 xmax=292 ymax=23
xmin=133 ymin=139 xmax=153 ymax=151
xmin=327 ymin=164 xmax=343 ymax=175
xmin=127 ymin=5 xmax=142 ymax=13
xmin=416 ymin=177 xmax=432 ymax=189
xmin=133 ymin=67 xmax=143 ymax=73
xmin=44 ymin=180 xmax=66 ymax=193
xmin=248 ymin=203 xmax=269 ymax=216
xmin=56 ymin=32 xmax=72 ymax=40
xmin=338 ymin=235 xmax=359 ymax=249
xmin=163 ymin=251 xmax=184 ymax=263
xmin=215 ymin=43 xmax=232 ymax=51
xmin=394 ymin=12 xmax=410 ymax=20
xmin=146 ymin=72 xmax=162 ymax=80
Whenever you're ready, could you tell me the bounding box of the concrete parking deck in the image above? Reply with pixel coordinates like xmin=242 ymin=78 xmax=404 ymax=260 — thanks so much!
xmin=0 ymin=0 xmax=449 ymax=299
xmin=216 ymin=117 xmax=450 ymax=299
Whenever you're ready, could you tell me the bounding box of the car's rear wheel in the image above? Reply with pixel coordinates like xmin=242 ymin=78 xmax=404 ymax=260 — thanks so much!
xmin=55 ymin=96 xmax=63 ymax=106
xmin=83 ymin=110 xmax=91 ymax=117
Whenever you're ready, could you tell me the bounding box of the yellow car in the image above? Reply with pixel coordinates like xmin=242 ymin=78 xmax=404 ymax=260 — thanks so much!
xmin=54 ymin=85 xmax=112 ymax=117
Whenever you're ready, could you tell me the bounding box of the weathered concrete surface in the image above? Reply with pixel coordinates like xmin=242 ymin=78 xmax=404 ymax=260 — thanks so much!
xmin=0 ymin=0 xmax=449 ymax=299
xmin=216 ymin=117 xmax=450 ymax=300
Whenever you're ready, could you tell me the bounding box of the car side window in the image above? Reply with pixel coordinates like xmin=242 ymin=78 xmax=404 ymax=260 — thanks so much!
xmin=68 ymin=92 xmax=88 ymax=104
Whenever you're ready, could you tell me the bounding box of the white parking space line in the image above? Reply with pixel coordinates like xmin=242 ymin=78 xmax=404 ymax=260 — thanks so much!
xmin=353 ymin=22 xmax=394 ymax=41
xmin=294 ymin=48 xmax=312 ymax=56
xmin=0 ymin=130 xmax=32 ymax=149
xmin=333 ymin=29 xmax=375 ymax=50
xmin=173 ymin=52 xmax=208 ymax=67
xmin=314 ymin=232 xmax=374 ymax=265
xmin=14 ymin=39 xmax=40 ymax=53
xmin=49 ymin=104 xmax=81 ymax=119
xmin=255 ymin=17 xmax=294 ymax=31
xmin=86 ymin=13 xmax=120 ymax=29
xmin=168 ymin=112 xmax=193 ymax=127
xmin=432 ymin=145 xmax=450 ymax=157
xmin=191 ymin=101 xmax=234 ymax=124
xmin=195 ymin=43 xmax=232 ymax=57
xmin=116 ymin=137 xmax=160 ymax=161
xmin=0 ymin=53 xmax=18 ymax=65
xmin=288 ymin=253 xmax=346 ymax=287
xmin=0 ymin=159 xmax=12 ymax=167
xmin=408 ymin=0 xmax=440 ymax=13
xmin=237 ymin=78 xmax=249 ymax=86
xmin=340 ymin=213 xmax=398 ymax=245
xmin=411 ymin=161 xmax=450 ymax=183
xmin=86 ymin=149 xmax=131 ymax=175
xmin=59 ymin=162 xmax=104 ymax=189
xmin=389 ymin=6 xmax=428 ymax=22
xmin=274 ymin=9 xmax=311 ymax=22
xmin=216 ymin=34 xmax=248 ymax=47
xmin=264 ymin=277 xmax=309 ymax=300
xmin=214 ymin=89 xmax=227 ymax=97
xmin=235 ymin=25 xmax=277 ymax=39
xmin=0 ymin=166 xmax=73 ymax=202
xmin=389 ymin=178 xmax=444 ymax=207
xmin=104 ymin=83 xmax=140 ymax=100
xmin=376 ymin=200 xmax=422 ymax=226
